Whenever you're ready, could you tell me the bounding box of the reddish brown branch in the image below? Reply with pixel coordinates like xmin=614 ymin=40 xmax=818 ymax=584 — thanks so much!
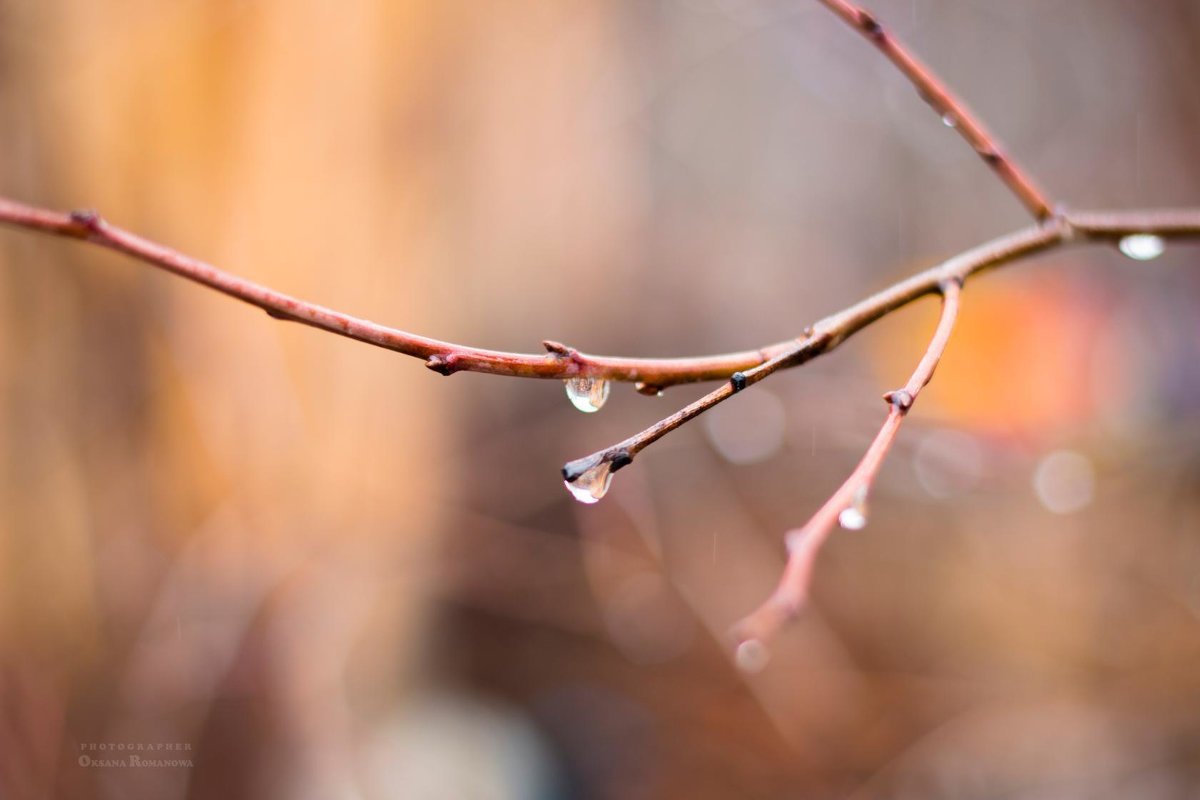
xmin=563 ymin=211 xmax=1200 ymax=487
xmin=0 ymin=197 xmax=789 ymax=387
xmin=3 ymin=199 xmax=1198 ymax=396
xmin=815 ymin=0 xmax=1054 ymax=221
xmin=732 ymin=279 xmax=961 ymax=651
xmin=3 ymin=194 xmax=1200 ymax=654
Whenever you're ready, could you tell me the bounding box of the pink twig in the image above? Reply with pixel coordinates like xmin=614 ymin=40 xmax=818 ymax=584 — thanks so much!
xmin=733 ymin=279 xmax=962 ymax=650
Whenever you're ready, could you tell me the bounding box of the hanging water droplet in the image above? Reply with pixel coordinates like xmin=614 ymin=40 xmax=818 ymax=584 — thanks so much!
xmin=1117 ymin=233 xmax=1165 ymax=261
xmin=634 ymin=381 xmax=664 ymax=398
xmin=735 ymin=638 xmax=770 ymax=673
xmin=838 ymin=486 xmax=869 ymax=530
xmin=838 ymin=506 xmax=866 ymax=530
xmin=941 ymin=112 xmax=957 ymax=128
xmin=564 ymin=376 xmax=610 ymax=413
xmin=563 ymin=460 xmax=613 ymax=504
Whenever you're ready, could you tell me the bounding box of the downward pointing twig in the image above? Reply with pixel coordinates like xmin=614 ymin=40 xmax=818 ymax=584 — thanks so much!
xmin=732 ymin=278 xmax=962 ymax=651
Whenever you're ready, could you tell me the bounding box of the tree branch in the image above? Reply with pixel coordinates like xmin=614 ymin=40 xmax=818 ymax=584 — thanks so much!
xmin=562 ymin=211 xmax=1200 ymax=499
xmin=731 ymin=279 xmax=961 ymax=655
xmin=0 ymin=197 xmax=788 ymax=387
xmin=3 ymin=195 xmax=1200 ymax=654
xmin=815 ymin=0 xmax=1055 ymax=221
xmin=4 ymin=198 xmax=1196 ymax=399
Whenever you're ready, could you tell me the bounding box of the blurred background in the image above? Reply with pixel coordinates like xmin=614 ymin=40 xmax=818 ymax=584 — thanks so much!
xmin=1 ymin=0 xmax=1199 ymax=797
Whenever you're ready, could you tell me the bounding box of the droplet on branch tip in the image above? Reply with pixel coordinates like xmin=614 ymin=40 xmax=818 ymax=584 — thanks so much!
xmin=735 ymin=638 xmax=770 ymax=673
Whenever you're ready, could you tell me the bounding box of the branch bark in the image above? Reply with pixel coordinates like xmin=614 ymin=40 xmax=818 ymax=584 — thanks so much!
xmin=563 ymin=212 xmax=1200 ymax=489
xmin=0 ymin=198 xmax=786 ymax=387
xmin=732 ymin=279 xmax=961 ymax=652
xmin=816 ymin=0 xmax=1054 ymax=221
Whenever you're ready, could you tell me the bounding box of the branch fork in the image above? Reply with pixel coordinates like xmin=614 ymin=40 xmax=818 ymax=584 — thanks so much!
xmin=1 ymin=1 xmax=1199 ymax=662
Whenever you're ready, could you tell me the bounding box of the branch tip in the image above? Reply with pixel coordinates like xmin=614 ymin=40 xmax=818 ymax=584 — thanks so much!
xmin=562 ymin=452 xmax=602 ymax=483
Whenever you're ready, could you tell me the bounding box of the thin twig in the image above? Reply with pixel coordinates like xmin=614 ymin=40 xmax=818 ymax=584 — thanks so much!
xmin=732 ymin=279 xmax=961 ymax=651
xmin=815 ymin=0 xmax=1054 ymax=221
xmin=0 ymin=197 xmax=789 ymax=387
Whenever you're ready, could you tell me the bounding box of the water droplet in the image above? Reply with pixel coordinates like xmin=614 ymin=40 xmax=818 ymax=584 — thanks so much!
xmin=941 ymin=112 xmax=957 ymax=128
xmin=564 ymin=377 xmax=610 ymax=413
xmin=838 ymin=487 xmax=869 ymax=530
xmin=563 ymin=460 xmax=613 ymax=504
xmin=735 ymin=638 xmax=770 ymax=673
xmin=634 ymin=382 xmax=664 ymax=398
xmin=1118 ymin=233 xmax=1165 ymax=261
xmin=838 ymin=507 xmax=866 ymax=530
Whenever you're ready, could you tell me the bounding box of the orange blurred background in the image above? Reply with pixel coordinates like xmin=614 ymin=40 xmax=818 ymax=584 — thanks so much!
xmin=1 ymin=1 xmax=1199 ymax=797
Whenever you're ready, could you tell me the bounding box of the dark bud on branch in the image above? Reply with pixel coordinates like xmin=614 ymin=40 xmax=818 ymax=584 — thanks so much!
xmin=858 ymin=10 xmax=884 ymax=39
xmin=425 ymin=353 xmax=461 ymax=376
xmin=610 ymin=449 xmax=634 ymax=472
xmin=68 ymin=208 xmax=102 ymax=232
xmin=883 ymin=389 xmax=914 ymax=412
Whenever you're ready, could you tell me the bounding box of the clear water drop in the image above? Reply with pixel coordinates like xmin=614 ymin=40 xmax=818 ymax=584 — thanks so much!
xmin=564 ymin=376 xmax=610 ymax=413
xmin=941 ymin=112 xmax=957 ymax=128
xmin=735 ymin=638 xmax=770 ymax=673
xmin=838 ymin=487 xmax=869 ymax=530
xmin=1118 ymin=233 xmax=1165 ymax=261
xmin=838 ymin=507 xmax=866 ymax=530
xmin=563 ymin=460 xmax=613 ymax=504
xmin=634 ymin=381 xmax=664 ymax=398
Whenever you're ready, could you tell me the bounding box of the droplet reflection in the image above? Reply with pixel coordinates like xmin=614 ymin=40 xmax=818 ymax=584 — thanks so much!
xmin=564 ymin=377 xmax=611 ymax=413
xmin=564 ymin=460 xmax=613 ymax=504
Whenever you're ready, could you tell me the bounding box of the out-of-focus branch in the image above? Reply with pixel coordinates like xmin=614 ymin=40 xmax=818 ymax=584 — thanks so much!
xmin=732 ymin=280 xmax=961 ymax=654
xmin=815 ymin=0 xmax=1055 ymax=221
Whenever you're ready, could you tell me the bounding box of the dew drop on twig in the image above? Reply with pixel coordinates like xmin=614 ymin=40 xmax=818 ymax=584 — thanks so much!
xmin=941 ymin=112 xmax=958 ymax=128
xmin=838 ymin=487 xmax=869 ymax=530
xmin=564 ymin=377 xmax=610 ymax=413
xmin=563 ymin=460 xmax=614 ymax=504
xmin=1117 ymin=233 xmax=1165 ymax=261
xmin=735 ymin=638 xmax=770 ymax=673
